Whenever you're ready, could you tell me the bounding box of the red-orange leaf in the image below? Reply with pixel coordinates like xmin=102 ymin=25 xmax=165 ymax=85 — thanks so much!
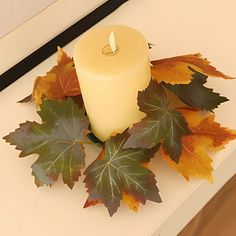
xmin=163 ymin=108 xmax=236 ymax=181
xmin=32 ymin=47 xmax=80 ymax=106
xmin=151 ymin=53 xmax=233 ymax=85
xmin=84 ymin=199 xmax=101 ymax=208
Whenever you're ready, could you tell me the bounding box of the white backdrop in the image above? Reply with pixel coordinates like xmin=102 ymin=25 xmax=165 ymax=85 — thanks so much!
xmin=0 ymin=0 xmax=57 ymax=38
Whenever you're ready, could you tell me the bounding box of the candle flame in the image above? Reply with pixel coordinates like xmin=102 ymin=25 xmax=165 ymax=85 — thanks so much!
xmin=109 ymin=31 xmax=117 ymax=54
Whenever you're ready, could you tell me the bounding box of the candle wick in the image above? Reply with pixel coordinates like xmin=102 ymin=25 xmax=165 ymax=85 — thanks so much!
xmin=109 ymin=31 xmax=117 ymax=53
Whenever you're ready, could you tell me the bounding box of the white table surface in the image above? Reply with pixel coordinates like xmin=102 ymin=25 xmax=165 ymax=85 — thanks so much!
xmin=0 ymin=1 xmax=236 ymax=236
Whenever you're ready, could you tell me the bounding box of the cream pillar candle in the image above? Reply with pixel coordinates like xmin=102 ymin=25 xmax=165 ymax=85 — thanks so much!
xmin=73 ymin=25 xmax=151 ymax=141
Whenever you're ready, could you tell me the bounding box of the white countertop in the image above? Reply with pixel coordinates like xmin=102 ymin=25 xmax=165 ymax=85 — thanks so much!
xmin=0 ymin=1 xmax=236 ymax=235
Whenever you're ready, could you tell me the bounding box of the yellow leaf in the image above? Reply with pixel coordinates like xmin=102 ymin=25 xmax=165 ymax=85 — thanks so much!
xmin=32 ymin=47 xmax=80 ymax=106
xmin=163 ymin=108 xmax=236 ymax=181
xmin=163 ymin=136 xmax=213 ymax=182
xmin=179 ymin=108 xmax=236 ymax=149
xmin=151 ymin=53 xmax=233 ymax=85
xmin=123 ymin=192 xmax=139 ymax=212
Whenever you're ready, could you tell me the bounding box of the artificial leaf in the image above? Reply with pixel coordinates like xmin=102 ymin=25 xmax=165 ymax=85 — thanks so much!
xmin=163 ymin=136 xmax=213 ymax=182
xmin=122 ymin=191 xmax=140 ymax=212
xmin=84 ymin=132 xmax=161 ymax=216
xmin=180 ymin=108 xmax=236 ymax=149
xmin=151 ymin=53 xmax=232 ymax=85
xmin=163 ymin=69 xmax=229 ymax=111
xmin=84 ymin=199 xmax=101 ymax=208
xmin=84 ymin=191 xmax=140 ymax=212
xmin=87 ymin=132 xmax=103 ymax=146
xmin=124 ymin=80 xmax=191 ymax=163
xmin=32 ymin=47 xmax=80 ymax=106
xmin=163 ymin=108 xmax=236 ymax=181
xmin=18 ymin=94 xmax=32 ymax=103
xmin=70 ymin=94 xmax=84 ymax=108
xmin=4 ymin=98 xmax=89 ymax=189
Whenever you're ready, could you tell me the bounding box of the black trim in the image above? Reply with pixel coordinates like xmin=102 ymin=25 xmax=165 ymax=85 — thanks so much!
xmin=0 ymin=0 xmax=128 ymax=91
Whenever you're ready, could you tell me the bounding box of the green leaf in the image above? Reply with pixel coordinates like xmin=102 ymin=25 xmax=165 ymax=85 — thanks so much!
xmin=84 ymin=132 xmax=161 ymax=216
xmin=124 ymin=80 xmax=191 ymax=163
xmin=69 ymin=94 xmax=84 ymax=108
xmin=3 ymin=98 xmax=89 ymax=189
xmin=163 ymin=68 xmax=229 ymax=111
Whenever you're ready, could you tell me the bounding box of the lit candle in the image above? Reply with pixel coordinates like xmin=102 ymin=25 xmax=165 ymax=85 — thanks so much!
xmin=73 ymin=25 xmax=151 ymax=141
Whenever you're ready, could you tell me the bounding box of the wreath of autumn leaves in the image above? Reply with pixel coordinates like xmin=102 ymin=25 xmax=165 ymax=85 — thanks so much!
xmin=4 ymin=47 xmax=236 ymax=216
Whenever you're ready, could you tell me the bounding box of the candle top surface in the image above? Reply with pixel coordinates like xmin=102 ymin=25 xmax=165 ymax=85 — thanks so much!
xmin=74 ymin=25 xmax=149 ymax=79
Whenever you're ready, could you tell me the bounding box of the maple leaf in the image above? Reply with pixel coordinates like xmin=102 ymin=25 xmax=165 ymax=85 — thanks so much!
xmin=163 ymin=108 xmax=236 ymax=181
xmin=32 ymin=47 xmax=80 ymax=106
xmin=180 ymin=108 xmax=236 ymax=149
xmin=163 ymin=69 xmax=228 ymax=111
xmin=87 ymin=132 xmax=103 ymax=145
xmin=122 ymin=191 xmax=140 ymax=212
xmin=163 ymin=136 xmax=214 ymax=182
xmin=3 ymin=98 xmax=89 ymax=188
xmin=151 ymin=53 xmax=233 ymax=85
xmin=124 ymin=80 xmax=191 ymax=163
xmin=84 ymin=191 xmax=140 ymax=213
xmin=84 ymin=132 xmax=161 ymax=216
xmin=18 ymin=94 xmax=32 ymax=103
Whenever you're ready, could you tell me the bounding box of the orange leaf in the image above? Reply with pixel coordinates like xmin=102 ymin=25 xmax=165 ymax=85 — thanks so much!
xmin=180 ymin=108 xmax=236 ymax=149
xmin=84 ymin=199 xmax=101 ymax=208
xmin=163 ymin=108 xmax=236 ymax=181
xmin=32 ymin=47 xmax=80 ymax=106
xmin=151 ymin=53 xmax=233 ymax=85
xmin=163 ymin=136 xmax=213 ymax=182
xmin=123 ymin=192 xmax=140 ymax=212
